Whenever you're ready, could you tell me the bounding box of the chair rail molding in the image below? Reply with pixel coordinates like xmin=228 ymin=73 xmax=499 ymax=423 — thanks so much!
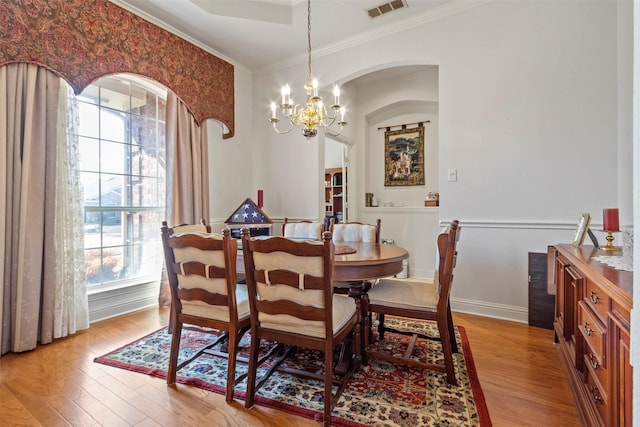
xmin=438 ymin=219 xmax=590 ymax=231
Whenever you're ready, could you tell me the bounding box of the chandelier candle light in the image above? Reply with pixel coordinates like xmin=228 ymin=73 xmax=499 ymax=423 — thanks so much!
xmin=269 ymin=0 xmax=347 ymax=140
xmin=601 ymin=208 xmax=621 ymax=251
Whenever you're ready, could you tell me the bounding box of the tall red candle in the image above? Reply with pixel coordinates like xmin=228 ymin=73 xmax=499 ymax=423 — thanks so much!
xmin=603 ymin=208 xmax=619 ymax=231
xmin=257 ymin=190 xmax=263 ymax=208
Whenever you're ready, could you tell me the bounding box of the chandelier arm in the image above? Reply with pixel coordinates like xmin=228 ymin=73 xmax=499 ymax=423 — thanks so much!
xmin=324 ymin=125 xmax=345 ymax=138
xmin=270 ymin=120 xmax=294 ymax=134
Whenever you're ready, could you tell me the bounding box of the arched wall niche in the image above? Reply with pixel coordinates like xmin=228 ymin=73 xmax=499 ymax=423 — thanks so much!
xmin=338 ymin=64 xmax=439 ymax=213
xmin=335 ymin=61 xmax=438 ymax=87
xmin=366 ymin=100 xmax=439 ymax=125
xmin=0 ymin=0 xmax=234 ymax=137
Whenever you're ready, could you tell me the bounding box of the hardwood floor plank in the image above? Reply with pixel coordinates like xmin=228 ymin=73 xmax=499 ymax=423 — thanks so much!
xmin=0 ymin=308 xmax=580 ymax=427
xmin=454 ymin=312 xmax=580 ymax=426
xmin=0 ymin=383 xmax=42 ymax=427
xmin=74 ymin=393 xmax=130 ymax=427
xmin=45 ymin=393 xmax=100 ymax=427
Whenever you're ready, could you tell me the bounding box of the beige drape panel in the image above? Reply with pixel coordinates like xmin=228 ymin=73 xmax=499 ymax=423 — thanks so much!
xmin=161 ymin=92 xmax=210 ymax=306
xmin=165 ymin=92 xmax=210 ymax=226
xmin=0 ymin=63 xmax=89 ymax=355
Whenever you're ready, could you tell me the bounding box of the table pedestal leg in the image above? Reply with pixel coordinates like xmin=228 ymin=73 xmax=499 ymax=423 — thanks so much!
xmin=335 ymin=281 xmax=369 ymax=375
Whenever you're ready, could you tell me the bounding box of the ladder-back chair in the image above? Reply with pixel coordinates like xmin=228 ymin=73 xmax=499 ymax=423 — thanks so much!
xmin=161 ymin=224 xmax=250 ymax=403
xmin=364 ymin=220 xmax=461 ymax=385
xmin=241 ymin=229 xmax=361 ymax=427
xmin=282 ymin=217 xmax=324 ymax=240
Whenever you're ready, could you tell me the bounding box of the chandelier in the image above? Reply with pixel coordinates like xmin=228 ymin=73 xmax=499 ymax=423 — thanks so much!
xmin=269 ymin=0 xmax=347 ymax=140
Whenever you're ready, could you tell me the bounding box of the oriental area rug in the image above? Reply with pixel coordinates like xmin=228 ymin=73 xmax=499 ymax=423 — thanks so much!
xmin=95 ymin=318 xmax=491 ymax=426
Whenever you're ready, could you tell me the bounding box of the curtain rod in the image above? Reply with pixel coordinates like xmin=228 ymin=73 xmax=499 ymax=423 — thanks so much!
xmin=377 ymin=120 xmax=431 ymax=131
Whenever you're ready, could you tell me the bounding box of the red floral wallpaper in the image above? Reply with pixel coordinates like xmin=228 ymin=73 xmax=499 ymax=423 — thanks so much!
xmin=0 ymin=0 xmax=234 ymax=137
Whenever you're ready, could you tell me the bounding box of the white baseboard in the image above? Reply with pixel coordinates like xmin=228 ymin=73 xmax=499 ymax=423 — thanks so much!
xmin=451 ymin=296 xmax=528 ymax=324
xmin=397 ymin=275 xmax=529 ymax=324
xmin=88 ymin=281 xmax=159 ymax=323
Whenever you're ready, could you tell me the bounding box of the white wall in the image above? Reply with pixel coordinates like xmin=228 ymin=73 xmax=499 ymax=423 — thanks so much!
xmin=209 ymin=65 xmax=257 ymax=231
xmin=250 ymin=0 xmax=630 ymax=322
xmin=325 ymin=138 xmax=344 ymax=169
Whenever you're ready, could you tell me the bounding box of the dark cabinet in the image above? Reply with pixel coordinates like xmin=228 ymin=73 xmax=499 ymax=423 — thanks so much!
xmin=528 ymin=252 xmax=555 ymax=329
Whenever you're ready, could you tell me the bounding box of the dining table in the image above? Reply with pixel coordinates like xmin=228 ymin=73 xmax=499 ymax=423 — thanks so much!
xmin=331 ymin=242 xmax=409 ymax=373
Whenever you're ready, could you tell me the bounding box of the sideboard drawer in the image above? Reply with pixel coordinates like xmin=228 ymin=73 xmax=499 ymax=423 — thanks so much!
xmin=584 ymin=280 xmax=610 ymax=324
xmin=585 ymin=365 xmax=607 ymax=426
xmin=583 ymin=350 xmax=609 ymax=403
xmin=578 ymin=301 xmax=606 ymax=367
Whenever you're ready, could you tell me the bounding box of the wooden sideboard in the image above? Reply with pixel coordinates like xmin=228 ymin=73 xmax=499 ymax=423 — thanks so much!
xmin=549 ymin=244 xmax=632 ymax=426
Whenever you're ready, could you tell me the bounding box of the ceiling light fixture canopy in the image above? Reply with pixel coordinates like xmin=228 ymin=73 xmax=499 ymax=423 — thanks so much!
xmin=269 ymin=0 xmax=347 ymax=140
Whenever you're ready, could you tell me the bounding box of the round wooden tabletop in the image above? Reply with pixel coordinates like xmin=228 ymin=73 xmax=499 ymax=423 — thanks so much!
xmin=333 ymin=242 xmax=409 ymax=282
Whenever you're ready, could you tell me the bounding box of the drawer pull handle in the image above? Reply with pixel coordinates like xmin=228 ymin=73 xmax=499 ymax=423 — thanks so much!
xmin=584 ymin=322 xmax=592 ymax=336
xmin=589 ymin=386 xmax=602 ymax=404
xmin=590 ymin=291 xmax=599 ymax=304
xmin=589 ymin=354 xmax=599 ymax=369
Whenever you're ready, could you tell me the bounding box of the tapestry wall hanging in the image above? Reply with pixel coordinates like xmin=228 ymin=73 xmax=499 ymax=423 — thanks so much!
xmin=384 ymin=126 xmax=425 ymax=186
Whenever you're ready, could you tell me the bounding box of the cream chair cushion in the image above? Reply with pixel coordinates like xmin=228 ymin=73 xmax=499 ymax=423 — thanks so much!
xmin=283 ymin=222 xmax=324 ymax=240
xmin=173 ymin=232 xmax=249 ymax=322
xmin=368 ymin=277 xmax=440 ymax=312
xmin=332 ymin=223 xmax=376 ymax=243
xmin=258 ymin=293 xmax=356 ymax=338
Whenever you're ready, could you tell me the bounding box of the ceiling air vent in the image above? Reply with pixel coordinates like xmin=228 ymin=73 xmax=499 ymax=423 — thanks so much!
xmin=367 ymin=0 xmax=407 ymax=19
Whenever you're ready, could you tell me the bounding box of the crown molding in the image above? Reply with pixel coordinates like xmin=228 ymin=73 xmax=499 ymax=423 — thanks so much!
xmin=108 ymin=0 xmax=252 ymax=74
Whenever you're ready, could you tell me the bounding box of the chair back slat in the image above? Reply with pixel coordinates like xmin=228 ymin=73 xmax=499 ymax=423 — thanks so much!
xmin=253 ymin=269 xmax=327 ymax=291
xmin=177 ymin=287 xmax=230 ymax=306
xmin=171 ymin=261 xmax=227 ymax=280
xmin=256 ymin=299 xmax=326 ymax=321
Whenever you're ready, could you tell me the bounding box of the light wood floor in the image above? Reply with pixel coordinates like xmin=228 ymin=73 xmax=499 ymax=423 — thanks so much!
xmin=0 ymin=307 xmax=581 ymax=426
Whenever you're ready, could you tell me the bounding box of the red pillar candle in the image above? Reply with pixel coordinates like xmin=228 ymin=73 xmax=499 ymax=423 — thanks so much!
xmin=257 ymin=190 xmax=263 ymax=208
xmin=603 ymin=208 xmax=619 ymax=231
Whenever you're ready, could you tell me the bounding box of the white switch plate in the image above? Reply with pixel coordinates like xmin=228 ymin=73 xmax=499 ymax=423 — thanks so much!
xmin=448 ymin=169 xmax=458 ymax=182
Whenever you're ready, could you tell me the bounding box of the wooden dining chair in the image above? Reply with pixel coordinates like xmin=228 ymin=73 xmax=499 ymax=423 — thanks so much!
xmin=281 ymin=217 xmax=324 ymax=240
xmin=241 ymin=229 xmax=361 ymax=427
xmin=330 ymin=218 xmax=381 ymax=244
xmin=363 ymin=220 xmax=461 ymax=385
xmin=160 ymin=224 xmax=250 ymax=403
xmin=330 ymin=218 xmax=381 ymax=295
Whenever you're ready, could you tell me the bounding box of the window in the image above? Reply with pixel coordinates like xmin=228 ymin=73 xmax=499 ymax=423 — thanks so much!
xmin=77 ymin=75 xmax=167 ymax=289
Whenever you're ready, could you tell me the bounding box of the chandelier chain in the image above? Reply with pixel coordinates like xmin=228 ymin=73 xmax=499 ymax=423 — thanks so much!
xmin=307 ymin=0 xmax=312 ymax=84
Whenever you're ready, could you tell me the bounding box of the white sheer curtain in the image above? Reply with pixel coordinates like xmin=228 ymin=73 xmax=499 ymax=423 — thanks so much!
xmin=47 ymin=83 xmax=88 ymax=338
xmin=0 ymin=63 xmax=88 ymax=355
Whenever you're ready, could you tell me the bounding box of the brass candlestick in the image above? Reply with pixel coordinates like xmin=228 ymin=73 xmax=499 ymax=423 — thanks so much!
xmin=600 ymin=230 xmax=621 ymax=251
